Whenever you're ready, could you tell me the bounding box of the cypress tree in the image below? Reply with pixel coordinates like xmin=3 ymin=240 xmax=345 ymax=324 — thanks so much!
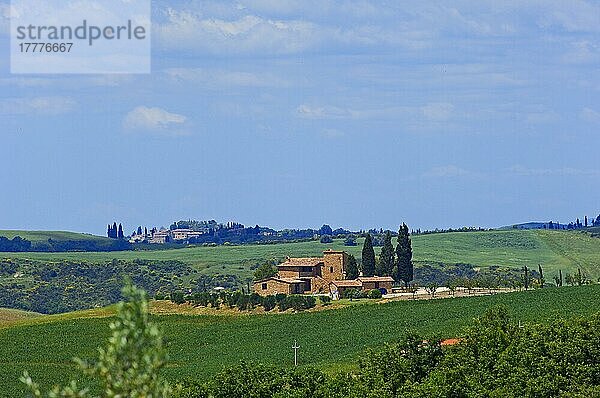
xmin=559 ymin=269 xmax=563 ymax=287
xmin=379 ymin=231 xmax=394 ymax=276
xmin=361 ymin=234 xmax=376 ymax=277
xmin=107 ymin=224 xmax=111 ymax=238
xmin=396 ymin=223 xmax=413 ymax=286
xmin=538 ymin=264 xmax=544 ymax=288
xmin=118 ymin=223 xmax=124 ymax=239
xmin=346 ymin=254 xmax=359 ymax=280
xmin=112 ymin=222 xmax=118 ymax=239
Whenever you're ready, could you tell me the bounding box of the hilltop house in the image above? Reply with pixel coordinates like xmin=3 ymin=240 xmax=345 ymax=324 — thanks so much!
xmin=253 ymin=250 xmax=394 ymax=297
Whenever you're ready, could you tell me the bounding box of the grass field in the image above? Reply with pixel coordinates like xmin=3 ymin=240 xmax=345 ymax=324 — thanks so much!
xmin=0 ymin=308 xmax=40 ymax=325
xmin=0 ymin=230 xmax=111 ymax=243
xmin=1 ymin=230 xmax=599 ymax=281
xmin=1 ymin=285 xmax=600 ymax=396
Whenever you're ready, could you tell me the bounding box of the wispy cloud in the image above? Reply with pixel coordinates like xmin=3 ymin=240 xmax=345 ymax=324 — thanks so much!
xmin=164 ymin=68 xmax=289 ymax=88
xmin=155 ymin=11 xmax=321 ymax=55
xmin=422 ymin=165 xmax=483 ymax=179
xmin=123 ymin=106 xmax=190 ymax=136
xmin=508 ymin=165 xmax=600 ymax=177
xmin=0 ymin=96 xmax=75 ymax=115
xmin=581 ymin=107 xmax=600 ymax=123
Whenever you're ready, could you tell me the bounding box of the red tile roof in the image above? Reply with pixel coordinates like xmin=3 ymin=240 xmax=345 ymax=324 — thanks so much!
xmin=329 ymin=280 xmax=362 ymax=287
xmin=279 ymin=257 xmax=323 ymax=267
xmin=358 ymin=276 xmax=395 ymax=283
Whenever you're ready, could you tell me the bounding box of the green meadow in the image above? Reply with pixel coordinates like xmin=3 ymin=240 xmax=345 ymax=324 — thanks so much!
xmin=1 ymin=229 xmax=599 ymax=280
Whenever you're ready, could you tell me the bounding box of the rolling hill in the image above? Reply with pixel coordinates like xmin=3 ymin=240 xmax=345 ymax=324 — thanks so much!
xmin=0 ymin=230 xmax=111 ymax=243
xmin=1 ymin=285 xmax=600 ymax=397
xmin=1 ymin=229 xmax=599 ymax=281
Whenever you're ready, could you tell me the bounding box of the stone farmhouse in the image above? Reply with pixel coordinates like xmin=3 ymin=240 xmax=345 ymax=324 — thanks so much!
xmin=253 ymin=249 xmax=394 ymax=297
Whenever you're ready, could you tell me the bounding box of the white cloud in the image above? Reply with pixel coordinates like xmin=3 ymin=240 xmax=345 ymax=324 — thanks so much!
xmin=561 ymin=40 xmax=600 ymax=65
xmin=537 ymin=0 xmax=600 ymax=33
xmin=0 ymin=96 xmax=75 ymax=115
xmin=155 ymin=11 xmax=321 ymax=55
xmin=581 ymin=107 xmax=600 ymax=123
xmin=164 ymin=68 xmax=289 ymax=88
xmin=422 ymin=165 xmax=477 ymax=178
xmin=123 ymin=106 xmax=189 ymax=136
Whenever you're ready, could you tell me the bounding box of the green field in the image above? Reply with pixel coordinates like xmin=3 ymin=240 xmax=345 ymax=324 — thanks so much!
xmin=0 ymin=230 xmax=111 ymax=243
xmin=1 ymin=230 xmax=599 ymax=281
xmin=2 ymin=285 xmax=600 ymax=396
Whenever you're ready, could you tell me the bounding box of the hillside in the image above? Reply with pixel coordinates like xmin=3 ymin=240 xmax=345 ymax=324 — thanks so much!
xmin=1 ymin=229 xmax=599 ymax=281
xmin=0 ymin=308 xmax=40 ymax=325
xmin=1 ymin=285 xmax=600 ymax=396
xmin=0 ymin=230 xmax=111 ymax=243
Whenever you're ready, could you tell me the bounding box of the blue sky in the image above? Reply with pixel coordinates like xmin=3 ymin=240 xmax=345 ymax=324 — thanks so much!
xmin=1 ymin=0 xmax=599 ymax=235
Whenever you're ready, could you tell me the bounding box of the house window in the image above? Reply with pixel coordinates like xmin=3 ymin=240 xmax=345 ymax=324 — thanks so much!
xmin=261 ymin=283 xmax=268 ymax=290
xmin=330 ymin=267 xmax=334 ymax=273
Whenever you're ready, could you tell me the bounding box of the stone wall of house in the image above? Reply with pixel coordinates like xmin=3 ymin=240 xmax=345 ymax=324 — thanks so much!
xmin=253 ymin=279 xmax=293 ymax=296
xmin=279 ymin=267 xmax=303 ymax=279
xmin=323 ymin=251 xmax=348 ymax=281
xmin=361 ymin=280 xmax=393 ymax=292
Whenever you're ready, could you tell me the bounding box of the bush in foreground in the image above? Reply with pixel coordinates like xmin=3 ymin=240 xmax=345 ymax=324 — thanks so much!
xmin=22 ymin=283 xmax=170 ymax=397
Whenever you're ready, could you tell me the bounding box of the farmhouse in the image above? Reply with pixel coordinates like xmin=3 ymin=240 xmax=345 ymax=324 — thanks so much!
xmin=254 ymin=250 xmax=349 ymax=296
xmin=254 ymin=250 xmax=395 ymax=297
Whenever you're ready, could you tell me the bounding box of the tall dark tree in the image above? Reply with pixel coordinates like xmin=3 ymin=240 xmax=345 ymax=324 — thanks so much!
xmin=395 ymin=223 xmax=413 ymax=286
xmin=319 ymin=224 xmax=333 ymax=236
xmin=346 ymin=254 xmax=359 ymax=280
xmin=107 ymin=224 xmax=112 ymax=238
xmin=538 ymin=264 xmax=544 ymax=288
xmin=112 ymin=222 xmax=118 ymax=239
xmin=585 ymin=216 xmax=588 ymax=228
xmin=361 ymin=234 xmax=376 ymax=277
xmin=144 ymin=227 xmax=148 ymax=236
xmin=137 ymin=226 xmax=143 ymax=235
xmin=559 ymin=269 xmax=563 ymax=287
xmin=118 ymin=224 xmax=124 ymax=240
xmin=378 ymin=231 xmax=394 ymax=276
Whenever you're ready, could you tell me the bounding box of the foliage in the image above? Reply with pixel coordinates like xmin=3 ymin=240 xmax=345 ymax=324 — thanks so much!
xmin=367 ymin=289 xmax=383 ymax=299
xmin=319 ymin=295 xmax=332 ymax=306
xmin=319 ymin=235 xmax=333 ymax=244
xmin=277 ymin=295 xmax=316 ymax=312
xmin=21 ymin=283 xmax=170 ymax=397
xmin=396 ymin=224 xmax=413 ymax=286
xmin=0 ymin=258 xmax=240 ymax=314
xmin=343 ymin=235 xmax=357 ymax=246
xmin=361 ymin=234 xmax=376 ymax=277
xmin=377 ymin=231 xmax=395 ymax=277
xmin=346 ymin=254 xmax=359 ymax=280
xmin=253 ymin=261 xmax=278 ymax=281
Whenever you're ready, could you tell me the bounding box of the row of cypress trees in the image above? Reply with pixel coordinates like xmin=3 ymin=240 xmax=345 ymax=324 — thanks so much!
xmin=346 ymin=224 xmax=414 ymax=285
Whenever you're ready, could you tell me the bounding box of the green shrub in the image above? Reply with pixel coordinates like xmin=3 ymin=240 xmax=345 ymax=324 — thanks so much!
xmin=22 ymin=283 xmax=170 ymax=397
xmin=171 ymin=291 xmax=186 ymax=305
xmin=278 ymin=295 xmax=316 ymax=312
xmin=320 ymin=295 xmax=332 ymax=306
xmin=368 ymin=289 xmax=383 ymax=299
xmin=262 ymin=295 xmax=277 ymax=312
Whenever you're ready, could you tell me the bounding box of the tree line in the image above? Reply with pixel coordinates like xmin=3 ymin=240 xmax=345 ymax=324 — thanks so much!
xmin=345 ymin=223 xmax=414 ymax=285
